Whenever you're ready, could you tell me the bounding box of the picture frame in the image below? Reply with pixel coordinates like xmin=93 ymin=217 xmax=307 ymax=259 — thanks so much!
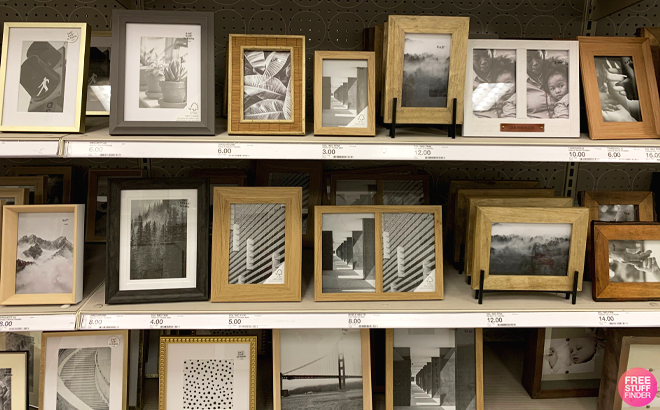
xmin=228 ymin=34 xmax=305 ymax=135
xmin=0 ymin=350 xmax=28 ymax=410
xmin=210 ymin=187 xmax=302 ymax=302
xmin=159 ymin=335 xmax=257 ymax=410
xmin=272 ymin=329 xmax=372 ymax=410
xmin=87 ymin=31 xmax=112 ymax=116
xmin=592 ymin=222 xmax=660 ymax=301
xmin=579 ymin=36 xmax=660 ymax=140
xmin=0 ymin=176 xmax=48 ymax=204
xmin=470 ymin=206 xmax=589 ymax=293
xmin=189 ymin=168 xmax=249 ymax=210
xmin=109 ymin=10 xmax=215 ymax=135
xmin=464 ymin=39 xmax=580 ymax=138
xmin=256 ymin=160 xmax=323 ymax=247
xmin=0 ymin=204 xmax=84 ymax=305
xmin=314 ymin=50 xmax=376 ymax=136
xmin=8 ymin=165 xmax=74 ymax=204
xmin=383 ymin=16 xmax=469 ymax=125
xmin=522 ymin=328 xmax=605 ymax=399
xmin=85 ymin=169 xmax=144 ymax=243
xmin=315 ymin=205 xmax=443 ymax=301
xmin=330 ymin=173 xmax=430 ymax=206
xmin=0 ymin=22 xmax=91 ymax=133
xmin=128 ymin=330 xmax=146 ymax=410
xmin=0 ymin=188 xmax=29 ymax=205
xmin=465 ymin=196 xmax=574 ymax=277
xmin=323 ymin=164 xmax=419 ymax=205
xmin=40 ymin=330 xmax=129 ymax=410
xmin=0 ymin=331 xmax=41 ymax=406
xmin=385 ymin=328 xmax=484 ymax=410
xmin=106 ymin=177 xmax=209 ymax=304
xmin=637 ymin=27 xmax=660 ymax=98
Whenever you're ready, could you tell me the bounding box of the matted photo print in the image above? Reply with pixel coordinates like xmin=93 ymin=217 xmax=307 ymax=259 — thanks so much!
xmin=57 ymin=347 xmax=112 ymax=409
xmin=609 ymin=240 xmax=660 ymax=283
xmin=321 ymin=59 xmax=368 ymax=128
xmin=542 ymin=328 xmax=605 ymax=381
xmin=243 ymin=50 xmax=292 ymax=120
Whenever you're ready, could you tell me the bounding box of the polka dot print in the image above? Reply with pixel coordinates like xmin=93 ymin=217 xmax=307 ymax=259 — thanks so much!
xmin=183 ymin=359 xmax=234 ymax=409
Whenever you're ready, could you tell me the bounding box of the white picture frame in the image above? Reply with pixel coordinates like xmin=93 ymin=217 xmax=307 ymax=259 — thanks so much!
xmin=464 ymin=39 xmax=580 ymax=138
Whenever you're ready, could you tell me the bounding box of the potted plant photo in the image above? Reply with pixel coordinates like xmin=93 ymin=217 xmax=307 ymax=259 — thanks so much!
xmin=139 ymin=48 xmax=157 ymax=92
xmin=159 ymin=57 xmax=187 ymax=108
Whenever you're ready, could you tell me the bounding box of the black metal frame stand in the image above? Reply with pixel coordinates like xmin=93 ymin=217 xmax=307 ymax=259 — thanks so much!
xmin=389 ymin=97 xmax=457 ymax=139
xmin=474 ymin=270 xmax=580 ymax=305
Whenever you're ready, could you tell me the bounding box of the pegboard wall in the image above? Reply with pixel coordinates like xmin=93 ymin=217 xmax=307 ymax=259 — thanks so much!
xmin=594 ymin=0 xmax=660 ymax=36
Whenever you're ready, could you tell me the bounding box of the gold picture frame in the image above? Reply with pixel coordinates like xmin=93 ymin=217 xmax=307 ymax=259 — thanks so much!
xmin=0 ymin=22 xmax=91 ymax=133
xmin=0 ymin=176 xmax=48 ymax=204
xmin=211 ymin=187 xmax=302 ymax=302
xmin=8 ymin=166 xmax=74 ymax=204
xmin=0 ymin=188 xmax=29 ymax=205
xmin=159 ymin=335 xmax=257 ymax=410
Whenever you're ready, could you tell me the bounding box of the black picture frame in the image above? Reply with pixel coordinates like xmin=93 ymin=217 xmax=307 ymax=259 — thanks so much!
xmin=0 ymin=350 xmax=28 ymax=409
xmin=109 ymin=10 xmax=215 ymax=135
xmin=106 ymin=178 xmax=209 ymax=304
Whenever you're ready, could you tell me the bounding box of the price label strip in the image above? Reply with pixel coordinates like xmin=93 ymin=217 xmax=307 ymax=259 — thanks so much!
xmin=0 ymin=315 xmax=74 ymax=331
xmin=413 ymin=145 xmax=446 ymax=160
xmin=597 ymin=311 xmax=630 ymax=326
xmin=321 ymin=144 xmax=358 ymax=160
xmin=484 ymin=312 xmax=517 ymax=327
xmin=228 ymin=314 xmax=260 ymax=329
xmin=217 ymin=143 xmax=250 ymax=158
xmin=347 ymin=313 xmax=380 ymax=329
xmin=87 ymin=142 xmax=122 ymax=158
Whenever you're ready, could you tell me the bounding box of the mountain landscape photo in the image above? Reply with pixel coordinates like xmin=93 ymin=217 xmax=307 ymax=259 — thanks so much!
xmin=401 ymin=33 xmax=452 ymax=108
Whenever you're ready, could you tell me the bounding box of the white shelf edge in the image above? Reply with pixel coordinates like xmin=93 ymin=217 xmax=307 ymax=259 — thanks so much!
xmin=0 ymin=139 xmax=61 ymax=158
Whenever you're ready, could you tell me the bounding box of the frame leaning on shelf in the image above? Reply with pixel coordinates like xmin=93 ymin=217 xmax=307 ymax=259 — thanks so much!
xmin=330 ymin=173 xmax=430 ymax=206
xmin=0 ymin=176 xmax=48 ymax=204
xmin=0 ymin=188 xmax=29 ymax=205
xmin=8 ymin=165 xmax=74 ymax=204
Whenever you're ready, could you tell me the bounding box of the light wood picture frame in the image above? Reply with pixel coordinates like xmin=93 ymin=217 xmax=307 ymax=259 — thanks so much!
xmin=211 ymin=187 xmax=302 ymax=302
xmin=8 ymin=166 xmax=73 ymax=204
xmin=228 ymin=34 xmax=305 ymax=135
xmin=159 ymin=335 xmax=257 ymax=410
xmin=383 ymin=15 xmax=469 ymax=125
xmin=0 ymin=204 xmax=84 ymax=305
xmin=465 ymin=196 xmax=574 ymax=277
xmin=86 ymin=31 xmax=112 ymax=116
xmin=85 ymin=168 xmax=144 ymax=243
xmin=40 ymin=330 xmax=129 ymax=410
xmin=256 ymin=160 xmax=323 ymax=247
xmin=0 ymin=187 xmax=29 ymax=205
xmin=464 ymin=39 xmax=580 ymax=138
xmin=385 ymin=328 xmax=484 ymax=410
xmin=637 ymin=27 xmax=660 ymax=98
xmin=331 ymin=173 xmax=430 ymax=206
xmin=592 ymin=222 xmax=660 ymax=301
xmin=470 ymin=206 xmax=589 ymax=292
xmin=314 ymin=50 xmax=376 ymax=136
xmin=315 ymin=205 xmax=443 ymax=301
xmin=272 ymin=329 xmax=372 ymax=410
xmin=0 ymin=22 xmax=91 ymax=133
xmin=0 ymin=350 xmax=28 ymax=410
xmin=579 ymin=36 xmax=660 ymax=140
xmin=0 ymin=176 xmax=48 ymax=204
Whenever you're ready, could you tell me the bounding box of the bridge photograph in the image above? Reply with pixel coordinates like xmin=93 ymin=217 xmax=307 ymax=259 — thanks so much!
xmin=279 ymin=329 xmax=364 ymax=410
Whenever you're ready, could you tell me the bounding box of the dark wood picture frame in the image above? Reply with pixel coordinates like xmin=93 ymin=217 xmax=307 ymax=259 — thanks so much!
xmin=106 ymin=177 xmax=209 ymax=304
xmin=109 ymin=10 xmax=215 ymax=135
xmin=330 ymin=173 xmax=430 ymax=206
xmin=7 ymin=166 xmax=73 ymax=204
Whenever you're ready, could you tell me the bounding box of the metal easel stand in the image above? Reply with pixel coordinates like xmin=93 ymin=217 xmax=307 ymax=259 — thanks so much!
xmin=474 ymin=270 xmax=580 ymax=305
xmin=389 ymin=98 xmax=457 ymax=139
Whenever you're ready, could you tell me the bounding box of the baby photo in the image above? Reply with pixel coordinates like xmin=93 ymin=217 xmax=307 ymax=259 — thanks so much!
xmin=542 ymin=328 xmax=605 ymax=376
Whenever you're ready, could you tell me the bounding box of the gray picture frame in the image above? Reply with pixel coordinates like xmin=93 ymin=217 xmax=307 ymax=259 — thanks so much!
xmin=109 ymin=10 xmax=215 ymax=135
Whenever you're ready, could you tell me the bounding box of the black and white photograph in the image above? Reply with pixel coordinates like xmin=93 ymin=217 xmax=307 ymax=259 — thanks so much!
xmin=526 ymin=50 xmax=570 ymax=119
xmin=471 ymin=49 xmax=516 ymax=118
xmin=321 ymin=213 xmax=376 ymax=293
xmin=392 ymin=329 xmax=477 ymax=410
xmin=130 ymin=199 xmax=188 ymax=280
xmin=598 ymin=204 xmax=636 ymax=222
xmin=608 ymin=240 xmax=660 ymax=283
xmin=321 ymin=59 xmax=368 ymax=128
xmin=382 ymin=180 xmax=425 ymax=206
xmin=0 ymin=368 xmax=10 ymax=410
xmin=383 ymin=213 xmax=435 ymax=293
xmin=401 ymin=33 xmax=451 ymax=108
xmin=280 ymin=329 xmax=363 ymax=410
xmin=489 ymin=222 xmax=572 ymax=276
xmin=139 ymin=37 xmax=188 ymax=109
xmin=87 ymin=41 xmax=111 ymax=113
xmin=268 ymin=172 xmax=310 ymax=234
xmin=542 ymin=328 xmax=605 ymax=378
xmin=594 ymin=56 xmax=642 ymax=122
xmin=243 ymin=50 xmax=292 ymax=120
xmin=18 ymin=41 xmax=67 ymax=113
xmin=5 ymin=334 xmax=33 ymax=393
xmin=229 ymin=203 xmax=286 ymax=285
xmin=57 ymin=347 xmax=111 ymax=410
xmin=335 ymin=180 xmax=376 ymax=206
xmin=15 ymin=212 xmax=74 ymax=294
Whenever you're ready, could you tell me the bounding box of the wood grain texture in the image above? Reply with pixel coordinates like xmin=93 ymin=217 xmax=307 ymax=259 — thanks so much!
xmin=0 ymin=176 xmax=48 ymax=204
xmin=271 ymin=329 xmax=282 ymax=410
xmin=383 ymin=16 xmax=469 ymax=125
xmin=471 ymin=206 xmax=589 ymax=291
xmin=330 ymin=173 xmax=430 ymax=206
xmin=637 ymin=27 xmax=660 ymax=99
xmin=579 ymin=36 xmax=660 ymax=140
xmin=313 ymin=50 xmax=376 ymax=136
xmin=210 ymin=187 xmax=302 ymax=302
xmin=0 ymin=188 xmax=28 ymax=205
xmin=9 ymin=166 xmax=73 ymax=204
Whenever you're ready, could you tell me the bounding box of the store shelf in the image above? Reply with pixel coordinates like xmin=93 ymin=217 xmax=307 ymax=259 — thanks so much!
xmin=0 ymin=134 xmax=61 ymax=158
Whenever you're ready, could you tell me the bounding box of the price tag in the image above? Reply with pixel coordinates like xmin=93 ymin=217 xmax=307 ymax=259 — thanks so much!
xmin=87 ymin=142 xmax=121 ymax=158
xmin=84 ymin=314 xmax=120 ymax=330
xmin=485 ymin=312 xmax=517 ymax=327
xmin=644 ymin=148 xmax=660 ymax=162
xmin=217 ymin=143 xmax=248 ymax=158
xmin=597 ymin=311 xmax=629 ymax=326
xmin=149 ymin=314 xmax=180 ymax=329
xmin=227 ymin=314 xmax=257 ymax=329
xmin=321 ymin=144 xmax=356 ymax=159
xmin=0 ymin=316 xmax=22 ymax=331
xmin=413 ymin=145 xmax=445 ymax=160
xmin=566 ymin=147 xmax=592 ymax=161
xmin=347 ymin=313 xmax=379 ymax=328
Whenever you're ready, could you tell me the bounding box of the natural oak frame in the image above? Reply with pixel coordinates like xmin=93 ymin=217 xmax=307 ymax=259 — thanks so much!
xmin=86 ymin=31 xmax=112 ymax=116
xmin=211 ymin=187 xmax=302 ymax=302
xmin=159 ymin=335 xmax=257 ymax=410
xmin=470 ymin=206 xmax=589 ymax=291
xmin=85 ymin=168 xmax=144 ymax=243
xmin=41 ymin=330 xmax=129 ymax=410
xmin=579 ymin=37 xmax=660 ymax=140
xmin=0 ymin=188 xmax=29 ymax=205
xmin=313 ymin=50 xmax=376 ymax=136
xmin=272 ymin=329 xmax=372 ymax=410
xmin=0 ymin=351 xmax=28 ymax=409
xmin=0 ymin=22 xmax=90 ymax=133
xmin=385 ymin=328 xmax=483 ymax=410
xmin=592 ymin=221 xmax=660 ymax=301
xmin=8 ymin=166 xmax=73 ymax=204
xmin=228 ymin=34 xmax=305 ymax=135
xmin=256 ymin=160 xmax=323 ymax=247
xmin=314 ymin=205 xmax=443 ymax=301
xmin=453 ymin=188 xmax=555 ymax=263
xmin=330 ymin=173 xmax=431 ymax=206
xmin=0 ymin=176 xmax=48 ymax=204
xmin=1 ymin=204 xmax=84 ymax=305
xmin=465 ymin=197 xmax=574 ymax=277
xmin=384 ymin=15 xmax=469 ymax=125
